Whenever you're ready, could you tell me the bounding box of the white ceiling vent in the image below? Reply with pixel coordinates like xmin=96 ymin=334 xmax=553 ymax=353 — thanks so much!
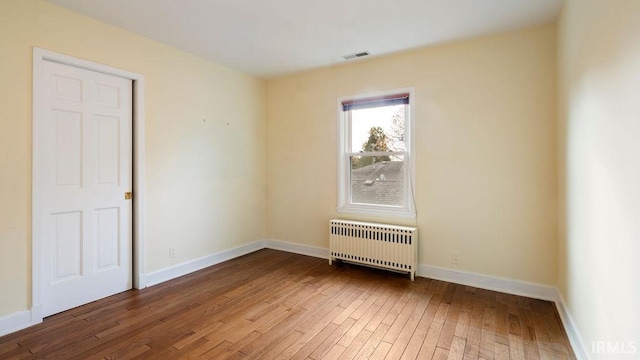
xmin=343 ymin=51 xmax=370 ymax=60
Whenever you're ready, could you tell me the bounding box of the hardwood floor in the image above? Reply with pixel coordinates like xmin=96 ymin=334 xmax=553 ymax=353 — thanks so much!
xmin=0 ymin=249 xmax=575 ymax=359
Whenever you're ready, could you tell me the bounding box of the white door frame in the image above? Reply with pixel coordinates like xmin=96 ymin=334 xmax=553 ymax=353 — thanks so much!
xmin=32 ymin=47 xmax=146 ymax=323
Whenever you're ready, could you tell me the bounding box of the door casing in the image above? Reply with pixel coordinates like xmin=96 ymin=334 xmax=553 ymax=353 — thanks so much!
xmin=32 ymin=47 xmax=147 ymax=323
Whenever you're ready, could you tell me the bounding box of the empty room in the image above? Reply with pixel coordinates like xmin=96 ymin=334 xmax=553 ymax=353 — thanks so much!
xmin=0 ymin=0 xmax=638 ymax=359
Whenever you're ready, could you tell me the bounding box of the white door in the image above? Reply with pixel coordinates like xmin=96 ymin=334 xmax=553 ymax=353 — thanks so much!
xmin=38 ymin=60 xmax=133 ymax=317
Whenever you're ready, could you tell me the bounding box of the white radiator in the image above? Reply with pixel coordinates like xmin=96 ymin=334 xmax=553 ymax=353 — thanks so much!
xmin=329 ymin=219 xmax=418 ymax=280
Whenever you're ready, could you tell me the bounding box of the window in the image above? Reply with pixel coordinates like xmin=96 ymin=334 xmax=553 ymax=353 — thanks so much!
xmin=337 ymin=88 xmax=415 ymax=217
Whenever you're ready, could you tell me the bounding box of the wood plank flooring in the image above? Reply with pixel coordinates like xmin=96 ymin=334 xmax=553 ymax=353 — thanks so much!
xmin=0 ymin=249 xmax=575 ymax=359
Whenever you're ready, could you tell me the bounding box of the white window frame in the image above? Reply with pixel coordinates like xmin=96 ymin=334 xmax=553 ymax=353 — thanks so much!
xmin=337 ymin=87 xmax=416 ymax=218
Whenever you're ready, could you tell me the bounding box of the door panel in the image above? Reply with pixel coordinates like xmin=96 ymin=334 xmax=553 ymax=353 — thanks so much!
xmin=40 ymin=60 xmax=133 ymax=317
xmin=95 ymin=207 xmax=120 ymax=270
xmin=52 ymin=211 xmax=82 ymax=282
xmin=96 ymin=114 xmax=121 ymax=185
xmin=53 ymin=110 xmax=83 ymax=188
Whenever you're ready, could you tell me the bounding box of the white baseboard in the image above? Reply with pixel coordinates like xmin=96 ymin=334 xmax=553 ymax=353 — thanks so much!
xmin=0 ymin=238 xmax=587 ymax=360
xmin=144 ymin=240 xmax=264 ymax=287
xmin=417 ymin=264 xmax=558 ymax=301
xmin=143 ymin=239 xmax=328 ymax=288
xmin=555 ymin=292 xmax=590 ymax=360
xmin=263 ymin=240 xmax=559 ymax=301
xmin=136 ymin=274 xmax=148 ymax=289
xmin=0 ymin=309 xmax=41 ymax=337
xmin=416 ymin=264 xmax=589 ymax=359
xmin=263 ymin=239 xmax=329 ymax=259
xmin=266 ymin=241 xmax=586 ymax=359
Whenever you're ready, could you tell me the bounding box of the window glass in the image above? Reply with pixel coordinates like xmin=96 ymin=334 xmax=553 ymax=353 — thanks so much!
xmin=337 ymin=89 xmax=414 ymax=217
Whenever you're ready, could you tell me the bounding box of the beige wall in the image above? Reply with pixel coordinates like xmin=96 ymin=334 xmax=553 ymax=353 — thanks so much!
xmin=558 ymin=0 xmax=640 ymax=358
xmin=267 ymin=25 xmax=558 ymax=285
xmin=0 ymin=0 xmax=266 ymax=317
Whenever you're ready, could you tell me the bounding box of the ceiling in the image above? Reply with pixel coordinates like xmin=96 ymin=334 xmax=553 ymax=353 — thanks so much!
xmin=46 ymin=0 xmax=564 ymax=79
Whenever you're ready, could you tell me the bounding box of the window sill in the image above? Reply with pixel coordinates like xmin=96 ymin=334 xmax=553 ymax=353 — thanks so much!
xmin=337 ymin=205 xmax=416 ymax=219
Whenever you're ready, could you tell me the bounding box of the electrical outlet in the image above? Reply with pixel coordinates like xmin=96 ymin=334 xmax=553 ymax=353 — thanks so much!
xmin=451 ymin=251 xmax=460 ymax=265
xmin=169 ymin=247 xmax=176 ymax=259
